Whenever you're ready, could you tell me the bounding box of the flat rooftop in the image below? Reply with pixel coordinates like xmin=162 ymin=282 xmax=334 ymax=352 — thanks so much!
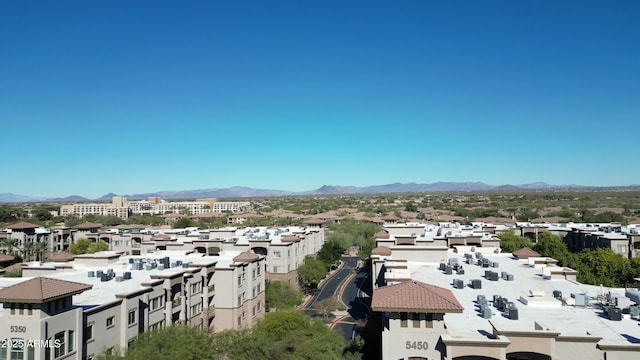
xmin=0 ymin=251 xmax=245 ymax=311
xmin=407 ymin=251 xmax=640 ymax=346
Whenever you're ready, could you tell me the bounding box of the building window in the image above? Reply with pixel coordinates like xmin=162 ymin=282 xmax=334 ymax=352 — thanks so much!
xmin=68 ymin=330 xmax=74 ymax=353
xmin=273 ymin=266 xmax=280 ymax=273
xmin=425 ymin=313 xmax=433 ymax=328
xmin=400 ymin=312 xmax=408 ymax=328
xmin=237 ymin=316 xmax=242 ymax=328
xmin=84 ymin=324 xmax=94 ymax=342
xmin=191 ymin=282 xmax=202 ymax=294
xmin=55 ymin=332 xmax=66 ymax=358
xmin=273 ymin=251 xmax=281 ymax=259
xmin=8 ymin=338 xmax=23 ymax=360
xmin=237 ymin=276 xmax=242 ymax=286
xmin=412 ymin=313 xmax=421 ymax=328
xmin=190 ymin=303 xmax=202 ymax=318
xmin=106 ymin=316 xmax=114 ymax=329
xmin=617 ymin=245 xmax=627 ymax=254
xmin=128 ymin=310 xmax=137 ymax=326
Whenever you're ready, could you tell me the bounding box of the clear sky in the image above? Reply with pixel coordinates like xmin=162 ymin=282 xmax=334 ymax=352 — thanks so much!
xmin=1 ymin=1 xmax=638 ymax=199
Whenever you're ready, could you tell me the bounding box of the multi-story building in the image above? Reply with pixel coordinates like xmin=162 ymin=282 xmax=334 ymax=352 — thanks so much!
xmin=0 ymin=249 xmax=266 ymax=360
xmin=373 ymin=222 xmax=501 ymax=263
xmin=60 ymin=197 xmax=129 ymax=220
xmin=369 ymin=240 xmax=640 ymax=359
xmin=513 ymin=222 xmax=640 ymax=259
xmin=59 ymin=197 xmax=250 ymax=221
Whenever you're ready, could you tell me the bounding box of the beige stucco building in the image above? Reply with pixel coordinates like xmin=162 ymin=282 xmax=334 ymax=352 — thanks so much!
xmin=0 ymin=249 xmax=266 ymax=360
xmin=370 ymin=227 xmax=640 ymax=360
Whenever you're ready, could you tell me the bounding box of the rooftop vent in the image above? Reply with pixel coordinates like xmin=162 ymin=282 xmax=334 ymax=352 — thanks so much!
xmin=606 ymin=307 xmax=622 ymax=321
xmin=453 ymin=279 xmax=464 ymax=289
xmin=469 ymin=279 xmax=482 ymax=289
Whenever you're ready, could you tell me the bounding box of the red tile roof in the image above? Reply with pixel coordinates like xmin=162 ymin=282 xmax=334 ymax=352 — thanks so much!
xmin=151 ymin=234 xmax=172 ymax=241
xmin=0 ymin=277 xmax=93 ymax=303
xmin=49 ymin=251 xmax=75 ymax=262
xmin=233 ymin=251 xmax=260 ymax=263
xmin=371 ymin=246 xmax=392 ymax=256
xmin=374 ymin=230 xmax=390 ymax=239
xmin=2 ymin=262 xmax=24 ymax=273
xmin=0 ymin=254 xmax=15 ymax=263
xmin=7 ymin=221 xmax=40 ymax=230
xmin=512 ymin=247 xmax=541 ymax=259
xmin=371 ymin=280 xmax=464 ymax=313
xmin=382 ymin=214 xmax=400 ymax=221
xmin=281 ymin=235 xmax=300 ymax=243
xmin=303 ymin=218 xmax=325 ymax=225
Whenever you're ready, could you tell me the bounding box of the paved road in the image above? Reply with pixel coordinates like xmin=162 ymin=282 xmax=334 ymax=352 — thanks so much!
xmin=303 ymin=256 xmax=359 ymax=310
xmin=332 ymin=265 xmax=371 ymax=341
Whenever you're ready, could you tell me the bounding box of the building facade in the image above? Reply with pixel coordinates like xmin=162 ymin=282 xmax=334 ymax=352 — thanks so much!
xmin=0 ymin=250 xmax=267 ymax=360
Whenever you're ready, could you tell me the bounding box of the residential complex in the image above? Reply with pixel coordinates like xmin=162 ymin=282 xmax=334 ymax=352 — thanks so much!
xmin=370 ymin=222 xmax=640 ymax=360
xmin=0 ymin=222 xmax=325 ymax=360
xmin=0 ymin=249 xmax=265 ymax=360
xmin=59 ymin=197 xmax=250 ymax=220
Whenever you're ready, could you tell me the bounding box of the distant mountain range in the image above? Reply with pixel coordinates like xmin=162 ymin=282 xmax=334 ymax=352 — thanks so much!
xmin=1 ymin=182 xmax=639 ymax=203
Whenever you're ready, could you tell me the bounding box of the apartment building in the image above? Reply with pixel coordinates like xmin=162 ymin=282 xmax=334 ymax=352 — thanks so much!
xmin=511 ymin=222 xmax=640 ymax=259
xmin=60 ymin=197 xmax=129 ymax=220
xmin=374 ymin=222 xmax=501 ymax=263
xmin=59 ymin=197 xmax=250 ymax=221
xmin=370 ymin=240 xmax=640 ymax=360
xmin=0 ymin=250 xmax=266 ymax=360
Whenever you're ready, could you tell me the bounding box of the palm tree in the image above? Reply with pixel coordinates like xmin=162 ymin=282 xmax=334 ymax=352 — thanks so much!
xmin=33 ymin=241 xmax=50 ymax=262
xmin=23 ymin=241 xmax=36 ymax=261
xmin=1 ymin=238 xmax=18 ymax=255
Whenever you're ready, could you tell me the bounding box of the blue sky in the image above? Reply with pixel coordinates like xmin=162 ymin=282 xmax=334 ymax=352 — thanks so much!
xmin=1 ymin=1 xmax=638 ymax=198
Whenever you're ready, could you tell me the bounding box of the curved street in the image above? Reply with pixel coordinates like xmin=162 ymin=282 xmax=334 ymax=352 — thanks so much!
xmin=301 ymin=256 xmax=359 ymax=311
xmin=298 ymin=255 xmax=372 ymax=343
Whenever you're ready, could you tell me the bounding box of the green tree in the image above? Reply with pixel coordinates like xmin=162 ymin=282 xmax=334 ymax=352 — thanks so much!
xmin=33 ymin=241 xmax=50 ymax=262
xmin=173 ymin=218 xmax=196 ymax=229
xmin=1 ymin=238 xmax=18 ymax=255
xmin=68 ymin=239 xmax=91 ymax=255
xmin=69 ymin=239 xmax=108 ymax=255
xmin=498 ymin=230 xmax=533 ymax=253
xmin=33 ymin=208 xmax=53 ymax=222
xmin=533 ymin=231 xmax=570 ymax=264
xmin=265 ymin=280 xmax=303 ymax=311
xmin=252 ymin=311 xmax=345 ymax=359
xmin=317 ymin=240 xmax=345 ymax=265
xmin=23 ymin=241 xmax=36 ymax=261
xmin=298 ymin=256 xmax=328 ymax=290
xmin=88 ymin=241 xmax=109 ymax=253
xmin=97 ymin=325 xmax=217 ymax=360
xmin=404 ymin=201 xmax=418 ymax=212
